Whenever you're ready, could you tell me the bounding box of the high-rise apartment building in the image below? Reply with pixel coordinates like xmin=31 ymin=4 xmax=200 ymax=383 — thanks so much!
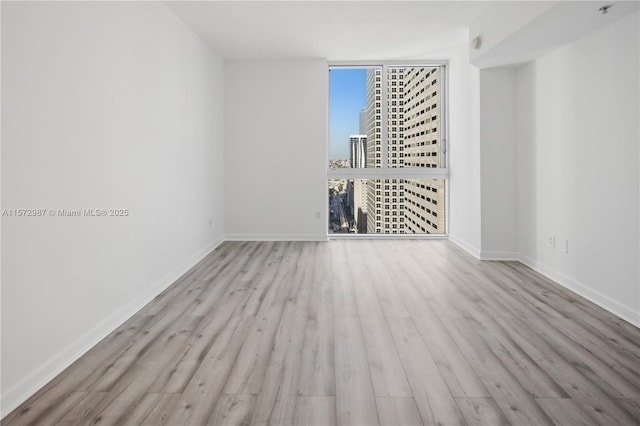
xmin=362 ymin=66 xmax=445 ymax=234
xmin=402 ymin=67 xmax=445 ymax=233
xmin=349 ymin=134 xmax=369 ymax=233
xmin=359 ymin=107 xmax=367 ymax=134
xmin=365 ymin=69 xmax=381 ymax=171
xmin=364 ymin=68 xmax=404 ymax=234
xmin=349 ymin=134 xmax=368 ymax=233
xmin=349 ymin=135 xmax=367 ymax=168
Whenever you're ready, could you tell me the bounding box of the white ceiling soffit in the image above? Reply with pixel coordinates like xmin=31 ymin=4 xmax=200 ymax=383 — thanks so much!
xmin=470 ymin=1 xmax=640 ymax=69
xmin=165 ymin=1 xmax=491 ymax=60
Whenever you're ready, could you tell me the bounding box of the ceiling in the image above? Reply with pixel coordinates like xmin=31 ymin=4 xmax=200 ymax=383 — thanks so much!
xmin=165 ymin=1 xmax=494 ymax=60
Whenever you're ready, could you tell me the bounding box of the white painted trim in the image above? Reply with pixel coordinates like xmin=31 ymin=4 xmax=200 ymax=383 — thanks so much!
xmin=329 ymin=60 xmax=450 ymax=67
xmin=329 ymin=233 xmax=447 ymax=240
xmin=327 ymin=168 xmax=449 ymax=179
xmin=448 ymin=235 xmax=481 ymax=259
xmin=450 ymin=236 xmax=639 ymax=327
xmin=479 ymin=251 xmax=520 ymax=261
xmin=518 ymin=253 xmax=640 ymax=328
xmin=224 ymin=234 xmax=329 ymax=242
xmin=0 ymin=236 xmax=225 ymax=418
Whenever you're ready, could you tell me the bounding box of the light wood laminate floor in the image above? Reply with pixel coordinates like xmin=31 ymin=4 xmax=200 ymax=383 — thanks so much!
xmin=4 ymin=240 xmax=640 ymax=425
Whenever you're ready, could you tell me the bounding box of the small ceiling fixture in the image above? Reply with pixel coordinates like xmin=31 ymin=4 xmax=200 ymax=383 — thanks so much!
xmin=599 ymin=5 xmax=612 ymax=14
xmin=472 ymin=36 xmax=482 ymax=50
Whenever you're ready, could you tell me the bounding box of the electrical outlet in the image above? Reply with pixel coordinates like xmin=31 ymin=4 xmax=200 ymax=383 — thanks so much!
xmin=547 ymin=235 xmax=555 ymax=248
xmin=316 ymin=211 xmax=321 ymax=220
xmin=560 ymin=239 xmax=568 ymax=254
xmin=208 ymin=218 xmax=212 ymax=228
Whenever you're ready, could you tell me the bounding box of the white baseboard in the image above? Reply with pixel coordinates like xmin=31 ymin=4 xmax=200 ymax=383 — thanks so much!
xmin=518 ymin=253 xmax=640 ymax=328
xmin=479 ymin=250 xmax=520 ymax=261
xmin=448 ymin=234 xmax=481 ymax=259
xmin=224 ymin=234 xmax=329 ymax=242
xmin=448 ymin=238 xmax=639 ymax=328
xmin=0 ymin=236 xmax=224 ymax=419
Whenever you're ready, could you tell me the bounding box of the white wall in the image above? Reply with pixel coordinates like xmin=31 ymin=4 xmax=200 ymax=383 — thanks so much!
xmin=224 ymin=60 xmax=327 ymax=240
xmin=1 ymin=1 xmax=225 ymax=414
xmin=516 ymin=12 xmax=639 ymax=325
xmin=469 ymin=1 xmax=554 ymax=65
xmin=470 ymin=2 xmax=640 ymax=69
xmin=516 ymin=62 xmax=538 ymax=265
xmin=448 ymin=43 xmax=482 ymax=256
xmin=479 ymin=67 xmax=518 ymax=259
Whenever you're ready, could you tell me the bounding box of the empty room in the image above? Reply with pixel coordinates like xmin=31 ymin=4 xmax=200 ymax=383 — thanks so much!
xmin=1 ymin=1 xmax=639 ymax=425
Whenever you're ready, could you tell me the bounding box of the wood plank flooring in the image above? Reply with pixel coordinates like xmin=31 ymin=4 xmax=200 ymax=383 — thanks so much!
xmin=3 ymin=240 xmax=640 ymax=426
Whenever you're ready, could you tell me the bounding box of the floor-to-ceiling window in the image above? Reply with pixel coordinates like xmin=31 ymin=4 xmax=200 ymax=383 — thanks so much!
xmin=328 ymin=63 xmax=449 ymax=235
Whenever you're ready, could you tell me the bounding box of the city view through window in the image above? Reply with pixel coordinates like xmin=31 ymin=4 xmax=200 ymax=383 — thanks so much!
xmin=328 ymin=65 xmax=447 ymax=234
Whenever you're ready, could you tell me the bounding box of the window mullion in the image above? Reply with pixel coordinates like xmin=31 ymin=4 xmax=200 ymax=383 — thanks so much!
xmin=441 ymin=65 xmax=448 ymax=168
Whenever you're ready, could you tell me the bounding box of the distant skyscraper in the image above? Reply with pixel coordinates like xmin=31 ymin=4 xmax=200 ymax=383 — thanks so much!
xmin=359 ymin=107 xmax=367 ymax=134
xmin=349 ymin=135 xmax=367 ymax=169
xmin=350 ymin=134 xmax=368 ymax=233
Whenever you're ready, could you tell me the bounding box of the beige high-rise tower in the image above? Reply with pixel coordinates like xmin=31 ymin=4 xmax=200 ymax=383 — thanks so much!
xmin=402 ymin=67 xmax=445 ymax=234
xmin=364 ymin=66 xmax=445 ymax=234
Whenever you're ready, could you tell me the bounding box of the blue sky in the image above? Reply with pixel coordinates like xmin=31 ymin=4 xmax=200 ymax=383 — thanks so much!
xmin=329 ymin=69 xmax=366 ymax=160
